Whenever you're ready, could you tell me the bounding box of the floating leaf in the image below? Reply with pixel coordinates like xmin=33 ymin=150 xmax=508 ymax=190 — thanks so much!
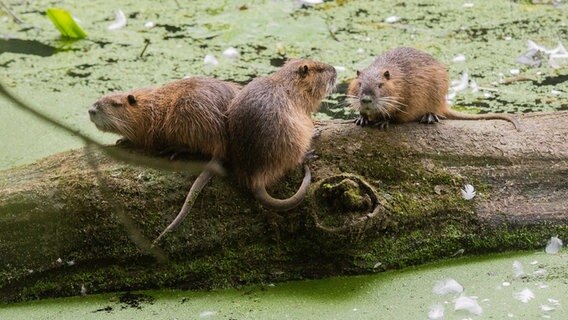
xmin=46 ymin=8 xmax=87 ymax=39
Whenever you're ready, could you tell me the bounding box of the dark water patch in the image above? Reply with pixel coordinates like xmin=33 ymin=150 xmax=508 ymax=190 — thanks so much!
xmin=91 ymin=40 xmax=112 ymax=48
xmin=67 ymin=70 xmax=91 ymax=78
xmin=0 ymin=59 xmax=16 ymax=68
xmin=92 ymin=306 xmax=113 ymax=313
xmin=76 ymin=63 xmax=96 ymax=70
xmin=252 ymin=45 xmax=267 ymax=53
xmin=128 ymin=12 xmax=140 ymax=19
xmin=0 ymin=39 xmax=56 ymax=57
xmin=355 ymin=9 xmax=369 ymax=17
xmin=533 ymin=74 xmax=568 ymax=86
xmin=164 ymin=34 xmax=187 ymax=40
xmin=270 ymin=57 xmax=286 ymax=67
xmin=119 ymin=292 xmax=155 ymax=309
xmin=158 ymin=24 xmax=184 ymax=33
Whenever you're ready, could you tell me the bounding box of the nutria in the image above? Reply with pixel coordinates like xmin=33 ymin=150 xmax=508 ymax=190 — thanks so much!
xmin=88 ymin=77 xmax=240 ymax=244
xmin=347 ymin=47 xmax=520 ymax=130
xmin=227 ymin=59 xmax=337 ymax=211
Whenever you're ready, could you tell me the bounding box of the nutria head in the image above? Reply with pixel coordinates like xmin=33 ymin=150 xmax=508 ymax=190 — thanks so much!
xmin=350 ymin=67 xmax=406 ymax=122
xmin=88 ymin=90 xmax=148 ymax=141
xmin=275 ymin=59 xmax=337 ymax=113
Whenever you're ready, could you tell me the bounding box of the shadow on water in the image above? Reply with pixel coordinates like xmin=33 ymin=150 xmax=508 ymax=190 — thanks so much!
xmin=0 ymin=39 xmax=57 ymax=57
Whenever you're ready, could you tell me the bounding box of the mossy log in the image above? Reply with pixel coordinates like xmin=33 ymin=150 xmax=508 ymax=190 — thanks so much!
xmin=1 ymin=112 xmax=567 ymax=302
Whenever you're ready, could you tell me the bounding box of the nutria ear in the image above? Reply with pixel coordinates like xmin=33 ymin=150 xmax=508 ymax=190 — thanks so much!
xmin=383 ymin=70 xmax=390 ymax=80
xmin=356 ymin=70 xmax=361 ymax=77
xmin=299 ymin=65 xmax=309 ymax=77
xmin=127 ymin=94 xmax=137 ymax=106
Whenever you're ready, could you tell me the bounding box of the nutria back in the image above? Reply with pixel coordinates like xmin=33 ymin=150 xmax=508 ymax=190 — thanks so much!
xmin=89 ymin=77 xmax=240 ymax=159
xmin=348 ymin=47 xmax=449 ymax=123
xmin=227 ymin=59 xmax=337 ymax=190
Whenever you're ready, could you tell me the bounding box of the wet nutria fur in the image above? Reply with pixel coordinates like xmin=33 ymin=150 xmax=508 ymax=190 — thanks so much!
xmin=347 ymin=47 xmax=520 ymax=130
xmin=227 ymin=59 xmax=337 ymax=211
xmin=88 ymin=77 xmax=240 ymax=244
xmin=88 ymin=77 xmax=240 ymax=158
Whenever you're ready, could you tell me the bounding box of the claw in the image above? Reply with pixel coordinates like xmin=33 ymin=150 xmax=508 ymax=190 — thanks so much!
xmin=312 ymin=127 xmax=322 ymax=139
xmin=355 ymin=115 xmax=370 ymax=127
xmin=304 ymin=149 xmax=318 ymax=162
xmin=375 ymin=121 xmax=390 ymax=130
xmin=420 ymin=113 xmax=442 ymax=124
xmin=115 ymin=137 xmax=132 ymax=146
xmin=159 ymin=146 xmax=193 ymax=160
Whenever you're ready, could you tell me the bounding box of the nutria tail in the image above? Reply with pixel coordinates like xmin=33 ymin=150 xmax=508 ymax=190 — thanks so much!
xmin=443 ymin=109 xmax=521 ymax=131
xmin=152 ymin=160 xmax=219 ymax=246
xmin=252 ymin=164 xmax=311 ymax=211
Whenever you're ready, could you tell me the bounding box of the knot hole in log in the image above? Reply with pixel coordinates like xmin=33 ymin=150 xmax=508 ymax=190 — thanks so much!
xmin=308 ymin=174 xmax=389 ymax=236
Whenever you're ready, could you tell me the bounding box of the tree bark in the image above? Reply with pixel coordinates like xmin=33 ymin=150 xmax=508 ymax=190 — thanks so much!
xmin=1 ymin=112 xmax=567 ymax=302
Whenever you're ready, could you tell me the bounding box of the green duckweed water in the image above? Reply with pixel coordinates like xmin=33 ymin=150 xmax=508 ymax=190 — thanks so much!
xmin=0 ymin=251 xmax=566 ymax=319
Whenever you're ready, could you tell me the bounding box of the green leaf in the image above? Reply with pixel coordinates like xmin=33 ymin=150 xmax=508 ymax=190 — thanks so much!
xmin=46 ymin=8 xmax=88 ymax=39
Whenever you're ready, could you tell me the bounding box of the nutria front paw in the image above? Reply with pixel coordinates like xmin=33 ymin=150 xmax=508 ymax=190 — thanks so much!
xmin=374 ymin=121 xmax=390 ymax=130
xmin=419 ymin=113 xmax=443 ymax=124
xmin=354 ymin=116 xmax=370 ymax=127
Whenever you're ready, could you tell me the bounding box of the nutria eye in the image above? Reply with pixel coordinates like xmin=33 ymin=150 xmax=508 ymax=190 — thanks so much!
xmin=378 ymin=83 xmax=384 ymax=88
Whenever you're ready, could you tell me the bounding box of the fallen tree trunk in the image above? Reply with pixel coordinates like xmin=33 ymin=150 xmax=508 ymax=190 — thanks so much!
xmin=1 ymin=112 xmax=567 ymax=302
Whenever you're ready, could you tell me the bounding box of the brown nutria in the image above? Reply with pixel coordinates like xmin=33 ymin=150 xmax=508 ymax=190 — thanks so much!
xmin=347 ymin=47 xmax=520 ymax=130
xmin=88 ymin=77 xmax=240 ymax=244
xmin=227 ymin=59 xmax=337 ymax=211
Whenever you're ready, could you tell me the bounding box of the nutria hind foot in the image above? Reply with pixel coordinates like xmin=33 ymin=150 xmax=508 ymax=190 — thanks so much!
xmin=304 ymin=149 xmax=318 ymax=162
xmin=159 ymin=146 xmax=194 ymax=160
xmin=115 ymin=137 xmax=133 ymax=147
xmin=419 ymin=113 xmax=444 ymax=124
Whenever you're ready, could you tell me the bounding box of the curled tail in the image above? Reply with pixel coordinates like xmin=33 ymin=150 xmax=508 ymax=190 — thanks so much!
xmin=443 ymin=109 xmax=521 ymax=131
xmin=152 ymin=160 xmax=218 ymax=246
xmin=252 ymin=164 xmax=311 ymax=211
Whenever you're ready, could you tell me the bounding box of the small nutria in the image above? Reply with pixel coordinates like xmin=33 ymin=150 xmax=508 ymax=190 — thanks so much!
xmin=88 ymin=77 xmax=240 ymax=244
xmin=227 ymin=59 xmax=337 ymax=211
xmin=347 ymin=47 xmax=520 ymax=130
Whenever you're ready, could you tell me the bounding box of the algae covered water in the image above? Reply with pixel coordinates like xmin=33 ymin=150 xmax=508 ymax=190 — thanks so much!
xmin=0 ymin=251 xmax=565 ymax=319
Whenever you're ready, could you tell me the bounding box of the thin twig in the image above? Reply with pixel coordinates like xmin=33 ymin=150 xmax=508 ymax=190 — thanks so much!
xmin=139 ymin=38 xmax=151 ymax=59
xmin=0 ymin=0 xmax=24 ymax=24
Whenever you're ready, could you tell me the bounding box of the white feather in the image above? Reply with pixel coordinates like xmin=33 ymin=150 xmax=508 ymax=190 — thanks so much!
xmin=199 ymin=311 xmax=217 ymax=318
xmin=454 ymin=295 xmax=483 ymax=316
xmin=223 ymin=47 xmax=239 ymax=59
xmin=545 ymin=236 xmax=563 ymax=254
xmin=385 ymin=16 xmax=401 ymax=23
xmin=433 ymin=278 xmax=464 ymax=295
xmin=452 ymin=54 xmax=466 ymax=62
xmin=428 ymin=304 xmax=445 ymax=320
xmin=461 ymin=184 xmax=476 ymax=200
xmin=512 ymin=260 xmax=525 ymax=278
xmin=108 ymin=10 xmax=127 ymax=30
xmin=204 ymin=54 xmax=219 ymax=66
xmin=513 ymin=288 xmax=534 ymax=303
